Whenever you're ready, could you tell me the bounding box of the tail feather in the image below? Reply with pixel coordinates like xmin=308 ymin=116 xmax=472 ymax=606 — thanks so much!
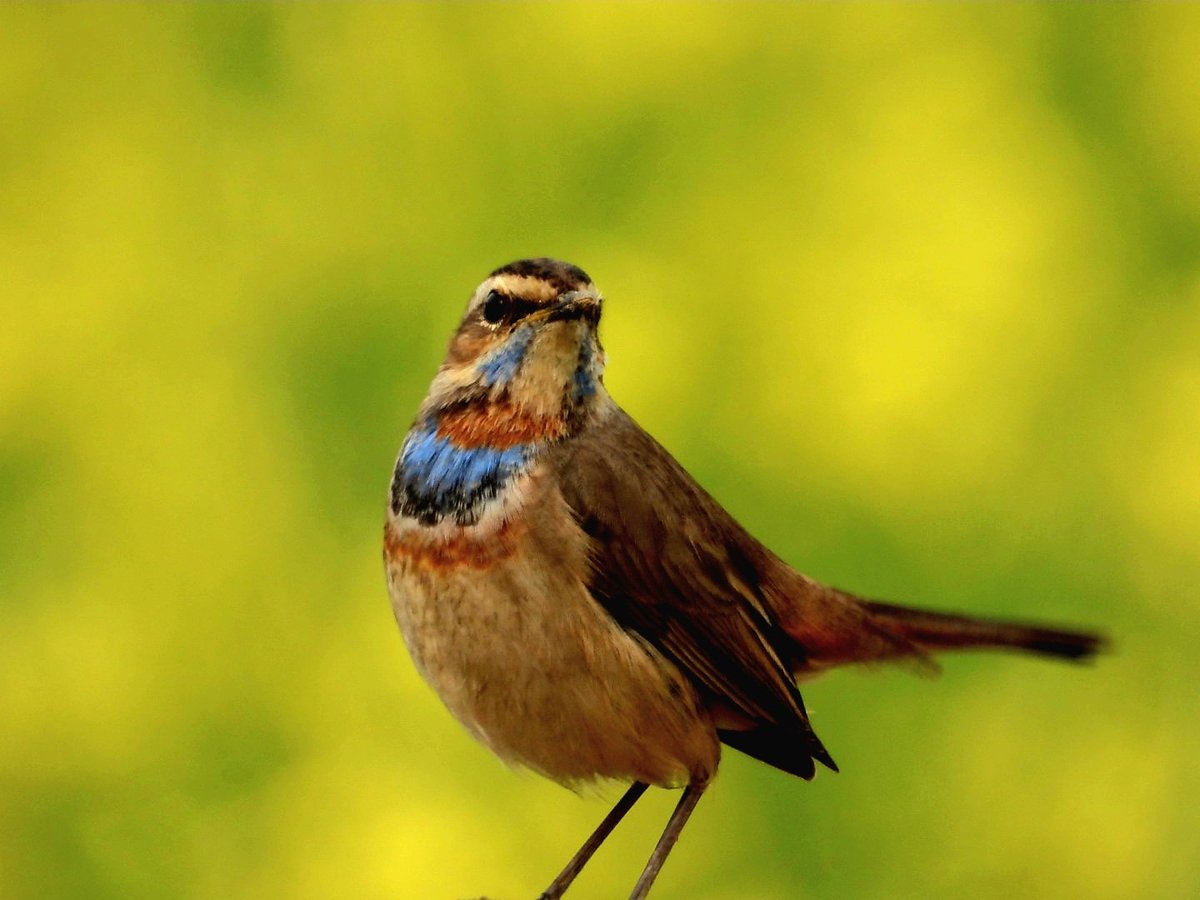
xmin=861 ymin=599 xmax=1106 ymax=662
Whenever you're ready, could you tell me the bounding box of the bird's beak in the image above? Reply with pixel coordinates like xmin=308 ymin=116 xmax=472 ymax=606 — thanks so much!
xmin=543 ymin=289 xmax=601 ymax=325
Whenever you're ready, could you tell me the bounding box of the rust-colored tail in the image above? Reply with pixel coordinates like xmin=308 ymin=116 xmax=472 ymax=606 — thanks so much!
xmin=862 ymin=599 xmax=1105 ymax=661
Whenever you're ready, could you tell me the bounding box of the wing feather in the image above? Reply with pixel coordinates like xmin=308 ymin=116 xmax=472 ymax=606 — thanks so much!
xmin=548 ymin=406 xmax=836 ymax=774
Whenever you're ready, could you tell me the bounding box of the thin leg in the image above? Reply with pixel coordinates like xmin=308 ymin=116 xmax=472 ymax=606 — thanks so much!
xmin=628 ymin=781 xmax=707 ymax=900
xmin=539 ymin=781 xmax=649 ymax=900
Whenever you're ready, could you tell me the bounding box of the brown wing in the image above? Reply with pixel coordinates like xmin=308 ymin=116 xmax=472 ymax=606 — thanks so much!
xmin=547 ymin=406 xmax=837 ymax=779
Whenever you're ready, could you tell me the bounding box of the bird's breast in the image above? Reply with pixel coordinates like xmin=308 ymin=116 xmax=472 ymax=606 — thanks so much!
xmin=384 ymin=471 xmax=534 ymax=571
xmin=383 ymin=462 xmax=720 ymax=787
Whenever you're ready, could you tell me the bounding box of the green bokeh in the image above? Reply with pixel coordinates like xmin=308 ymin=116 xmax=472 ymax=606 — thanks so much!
xmin=2 ymin=5 xmax=1198 ymax=898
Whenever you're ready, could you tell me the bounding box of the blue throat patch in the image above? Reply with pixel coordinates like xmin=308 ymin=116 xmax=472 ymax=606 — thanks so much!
xmin=478 ymin=325 xmax=535 ymax=387
xmin=392 ymin=327 xmax=600 ymax=525
xmin=391 ymin=420 xmax=536 ymax=526
xmin=572 ymin=336 xmax=599 ymax=403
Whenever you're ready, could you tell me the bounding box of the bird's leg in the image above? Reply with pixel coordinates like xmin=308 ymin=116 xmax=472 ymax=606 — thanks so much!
xmin=539 ymin=781 xmax=649 ymax=900
xmin=628 ymin=781 xmax=707 ymax=900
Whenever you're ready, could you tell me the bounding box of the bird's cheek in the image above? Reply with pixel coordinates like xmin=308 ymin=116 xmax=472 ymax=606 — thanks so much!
xmin=446 ymin=327 xmax=493 ymax=366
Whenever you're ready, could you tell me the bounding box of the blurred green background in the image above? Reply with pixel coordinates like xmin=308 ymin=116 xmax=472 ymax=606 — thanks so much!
xmin=2 ymin=4 xmax=1198 ymax=899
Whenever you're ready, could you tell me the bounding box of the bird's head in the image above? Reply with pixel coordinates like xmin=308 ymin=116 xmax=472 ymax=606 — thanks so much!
xmin=391 ymin=259 xmax=607 ymax=526
xmin=420 ymin=258 xmax=607 ymax=429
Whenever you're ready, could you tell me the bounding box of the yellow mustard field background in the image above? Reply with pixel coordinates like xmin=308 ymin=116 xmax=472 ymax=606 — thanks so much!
xmin=2 ymin=5 xmax=1197 ymax=898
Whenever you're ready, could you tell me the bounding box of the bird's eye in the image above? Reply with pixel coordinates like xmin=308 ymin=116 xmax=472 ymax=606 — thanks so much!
xmin=482 ymin=290 xmax=510 ymax=325
xmin=482 ymin=290 xmax=541 ymax=325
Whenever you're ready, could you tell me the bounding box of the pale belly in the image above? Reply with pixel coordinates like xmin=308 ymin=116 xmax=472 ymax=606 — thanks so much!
xmin=384 ymin=498 xmax=720 ymax=788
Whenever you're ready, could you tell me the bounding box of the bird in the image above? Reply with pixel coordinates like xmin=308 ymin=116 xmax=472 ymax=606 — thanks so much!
xmin=383 ymin=258 xmax=1104 ymax=899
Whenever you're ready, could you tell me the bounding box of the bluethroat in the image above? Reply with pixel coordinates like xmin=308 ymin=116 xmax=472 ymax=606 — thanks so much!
xmin=384 ymin=258 xmax=1103 ymax=899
